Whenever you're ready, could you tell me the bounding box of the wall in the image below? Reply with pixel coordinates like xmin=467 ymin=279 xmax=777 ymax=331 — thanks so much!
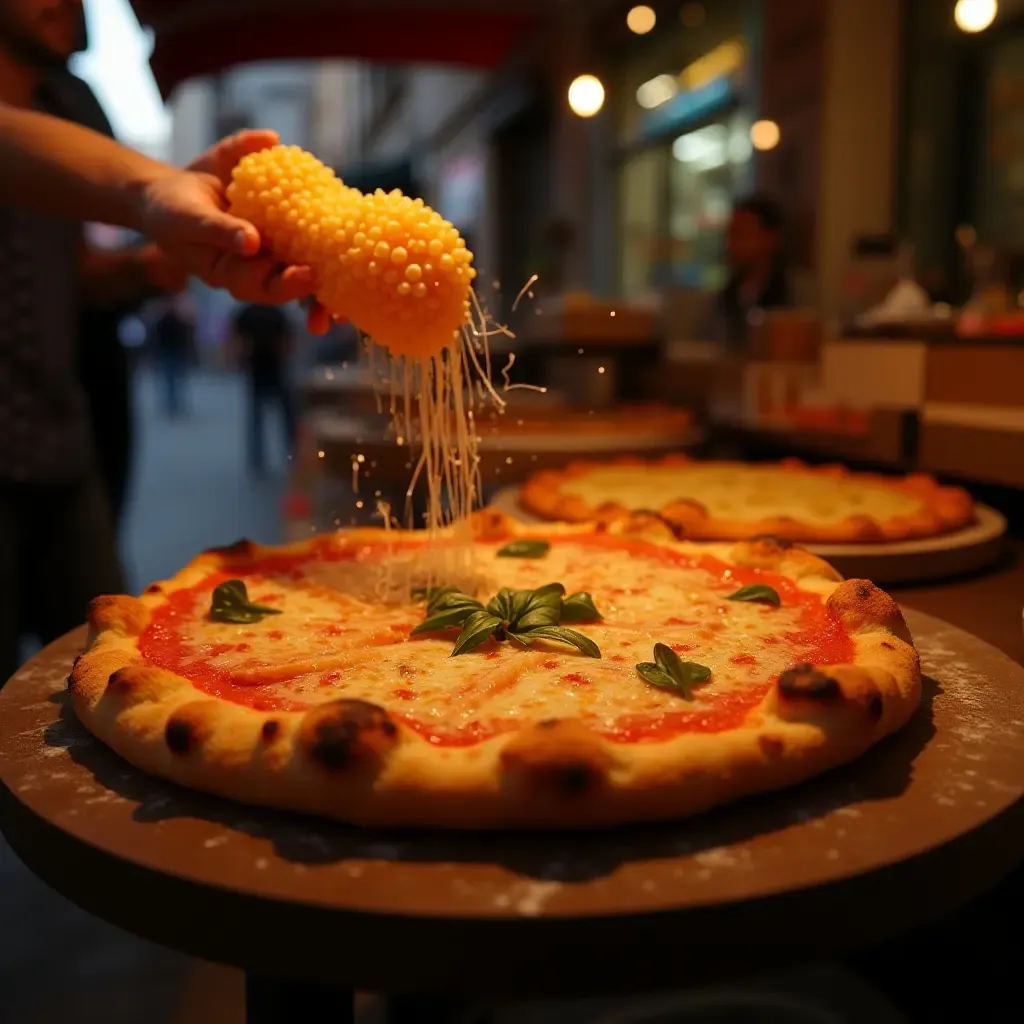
xmin=757 ymin=0 xmax=901 ymax=317
xmin=816 ymin=0 xmax=901 ymax=318
xmin=310 ymin=61 xmax=367 ymax=167
xmin=168 ymin=77 xmax=216 ymax=165
xmin=365 ymin=66 xmax=488 ymax=163
xmin=756 ymin=0 xmax=826 ymax=280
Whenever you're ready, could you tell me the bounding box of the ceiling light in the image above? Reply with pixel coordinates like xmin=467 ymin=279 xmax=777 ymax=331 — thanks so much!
xmin=954 ymin=0 xmax=997 ymax=33
xmin=626 ymin=6 xmax=656 ymax=34
xmin=568 ymin=75 xmax=605 ymax=118
xmin=750 ymin=119 xmax=781 ymax=151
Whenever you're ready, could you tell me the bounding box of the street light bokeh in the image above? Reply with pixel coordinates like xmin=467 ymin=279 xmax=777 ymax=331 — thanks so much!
xmin=568 ymin=74 xmax=606 ymax=118
xmin=954 ymin=0 xmax=997 ymax=33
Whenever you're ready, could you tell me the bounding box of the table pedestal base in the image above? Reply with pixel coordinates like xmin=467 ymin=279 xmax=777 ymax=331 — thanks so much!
xmin=245 ymin=975 xmax=354 ymax=1024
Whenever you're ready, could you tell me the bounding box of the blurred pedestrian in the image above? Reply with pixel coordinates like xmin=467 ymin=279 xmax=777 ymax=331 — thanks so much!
xmin=717 ymin=194 xmax=791 ymax=349
xmin=229 ymin=303 xmax=297 ymax=475
xmin=150 ymin=291 xmax=195 ymax=417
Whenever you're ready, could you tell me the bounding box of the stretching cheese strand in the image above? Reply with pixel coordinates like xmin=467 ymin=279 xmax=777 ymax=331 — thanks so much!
xmin=226 ymin=145 xmax=476 ymax=358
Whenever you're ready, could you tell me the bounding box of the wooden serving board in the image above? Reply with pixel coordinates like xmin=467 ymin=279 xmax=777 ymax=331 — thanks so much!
xmin=489 ymin=489 xmax=1007 ymax=586
xmin=4 ymin=613 xmax=1024 ymax=996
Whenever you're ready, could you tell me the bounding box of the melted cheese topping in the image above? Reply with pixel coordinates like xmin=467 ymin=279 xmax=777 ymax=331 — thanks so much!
xmin=562 ymin=464 xmax=921 ymax=526
xmin=143 ymin=538 xmax=851 ymax=743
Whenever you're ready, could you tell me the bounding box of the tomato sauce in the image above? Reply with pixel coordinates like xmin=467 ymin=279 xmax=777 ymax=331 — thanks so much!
xmin=138 ymin=533 xmax=854 ymax=744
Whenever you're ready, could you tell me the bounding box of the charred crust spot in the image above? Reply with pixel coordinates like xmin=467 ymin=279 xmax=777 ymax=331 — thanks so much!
xmin=867 ymin=695 xmax=883 ymax=722
xmin=261 ymin=720 xmax=280 ymax=741
xmin=165 ymin=717 xmax=195 ymax=755
xmin=750 ymin=533 xmax=795 ymax=550
xmin=106 ymin=669 xmax=132 ymax=695
xmin=308 ymin=720 xmax=358 ymax=769
xmin=631 ymin=509 xmax=684 ymax=539
xmin=881 ymin=641 xmax=894 ymax=649
xmin=854 ymin=581 xmax=874 ymax=600
xmin=144 ymin=583 xmax=162 ymax=594
xmin=501 ymin=720 xmax=614 ymax=797
xmin=303 ymin=699 xmax=398 ymax=770
xmin=553 ymin=764 xmax=596 ymax=796
xmin=778 ymin=664 xmax=842 ymax=702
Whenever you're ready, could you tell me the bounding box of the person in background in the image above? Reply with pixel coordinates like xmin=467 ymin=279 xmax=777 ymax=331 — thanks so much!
xmin=0 ymin=0 xmax=315 ymax=687
xmin=40 ymin=56 xmax=140 ymax=531
xmin=717 ymin=195 xmax=791 ymax=349
xmin=151 ymin=290 xmax=195 ymax=417
xmin=229 ymin=302 xmax=297 ymax=476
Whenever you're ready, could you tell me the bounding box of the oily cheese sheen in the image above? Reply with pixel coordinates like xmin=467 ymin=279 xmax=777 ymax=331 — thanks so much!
xmin=519 ymin=457 xmax=976 ymax=544
xmin=139 ymin=537 xmax=847 ymax=742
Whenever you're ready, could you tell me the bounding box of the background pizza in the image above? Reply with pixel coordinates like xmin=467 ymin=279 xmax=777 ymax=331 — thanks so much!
xmin=519 ymin=456 xmax=975 ymax=543
xmin=70 ymin=514 xmax=920 ymax=828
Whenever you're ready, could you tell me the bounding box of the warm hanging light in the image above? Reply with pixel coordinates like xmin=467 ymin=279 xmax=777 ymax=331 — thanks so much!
xmin=750 ymin=119 xmax=781 ymax=151
xmin=954 ymin=0 xmax=997 ymax=32
xmin=568 ymin=74 xmax=605 ymax=117
xmin=626 ymin=5 xmax=656 ymax=34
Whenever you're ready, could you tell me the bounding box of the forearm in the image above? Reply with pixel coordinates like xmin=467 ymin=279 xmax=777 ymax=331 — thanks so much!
xmin=0 ymin=105 xmax=173 ymax=230
xmin=80 ymin=245 xmax=165 ymax=308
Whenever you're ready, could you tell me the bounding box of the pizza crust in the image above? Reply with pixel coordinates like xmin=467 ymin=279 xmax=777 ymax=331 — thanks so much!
xmin=69 ymin=515 xmax=921 ymax=828
xmin=520 ymin=455 xmax=975 ymax=544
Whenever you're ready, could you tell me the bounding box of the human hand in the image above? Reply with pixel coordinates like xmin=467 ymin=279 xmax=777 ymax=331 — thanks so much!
xmin=137 ymin=129 xmax=323 ymax=314
xmin=138 ymin=244 xmax=189 ymax=293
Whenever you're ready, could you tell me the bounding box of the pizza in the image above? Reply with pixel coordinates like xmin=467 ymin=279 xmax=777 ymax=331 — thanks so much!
xmin=68 ymin=512 xmax=920 ymax=828
xmin=520 ymin=455 xmax=975 ymax=543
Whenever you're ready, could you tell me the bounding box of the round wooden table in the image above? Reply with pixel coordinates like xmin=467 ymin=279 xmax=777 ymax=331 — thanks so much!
xmin=2 ymin=610 xmax=1024 ymax=1023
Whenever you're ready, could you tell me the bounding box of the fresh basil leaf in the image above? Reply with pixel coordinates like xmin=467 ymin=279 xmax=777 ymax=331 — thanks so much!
xmin=636 ymin=662 xmax=679 ymax=691
xmin=516 ymin=604 xmax=561 ymax=628
xmin=561 ymin=591 xmax=602 ymax=623
xmin=411 ymin=604 xmax=481 ymax=635
xmin=531 ymin=582 xmax=566 ymax=602
xmin=413 ymin=585 xmax=461 ymax=614
xmin=429 ymin=591 xmax=482 ymax=615
xmin=209 ymin=579 xmax=282 ymax=624
xmin=451 ymin=611 xmax=502 ymax=656
xmin=652 ymin=642 xmax=681 ymax=676
xmin=653 ymin=642 xmax=712 ymax=685
xmin=516 ymin=583 xmax=566 ymax=629
xmin=512 ymin=625 xmax=601 ymax=659
xmin=497 ymin=539 xmax=550 ymax=559
xmin=486 ymin=587 xmax=518 ymax=621
xmin=411 ymin=593 xmax=483 ymax=634
xmin=727 ymin=584 xmax=781 ymax=607
xmin=644 ymin=644 xmax=711 ymax=698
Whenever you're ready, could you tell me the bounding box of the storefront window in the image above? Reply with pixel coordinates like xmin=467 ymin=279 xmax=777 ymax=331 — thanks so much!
xmin=611 ymin=0 xmax=759 ymax=299
xmin=619 ymin=147 xmax=667 ymax=298
xmin=667 ymin=109 xmax=753 ymax=290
